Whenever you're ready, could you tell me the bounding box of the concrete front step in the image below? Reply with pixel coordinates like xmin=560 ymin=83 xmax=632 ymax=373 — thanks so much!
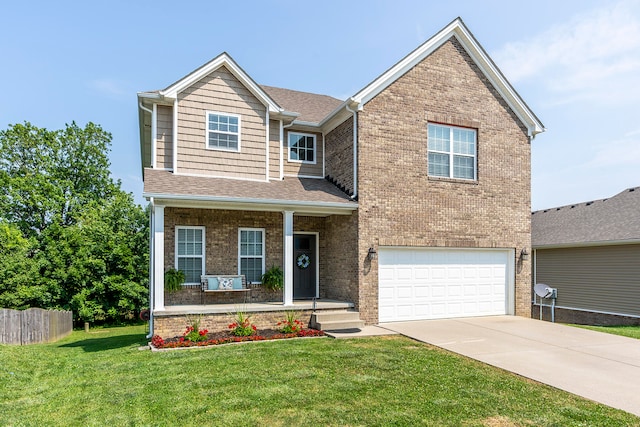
xmin=310 ymin=310 xmax=365 ymax=331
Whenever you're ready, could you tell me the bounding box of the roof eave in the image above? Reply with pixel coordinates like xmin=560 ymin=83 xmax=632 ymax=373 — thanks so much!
xmin=144 ymin=192 xmax=358 ymax=215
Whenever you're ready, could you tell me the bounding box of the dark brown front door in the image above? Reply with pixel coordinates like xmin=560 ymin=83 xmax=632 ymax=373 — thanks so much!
xmin=293 ymin=234 xmax=316 ymax=299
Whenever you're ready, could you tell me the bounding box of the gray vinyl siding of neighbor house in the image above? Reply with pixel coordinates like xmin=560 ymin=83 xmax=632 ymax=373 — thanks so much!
xmin=532 ymin=186 xmax=640 ymax=325
xmin=535 ymin=245 xmax=640 ymax=318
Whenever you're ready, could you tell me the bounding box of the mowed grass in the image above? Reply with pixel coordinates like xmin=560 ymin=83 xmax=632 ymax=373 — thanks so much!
xmin=1 ymin=326 xmax=638 ymax=426
xmin=574 ymin=324 xmax=640 ymax=340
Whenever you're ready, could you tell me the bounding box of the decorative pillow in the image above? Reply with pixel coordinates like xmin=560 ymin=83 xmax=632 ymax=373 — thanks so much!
xmin=232 ymin=277 xmax=243 ymax=290
xmin=207 ymin=277 xmax=218 ymax=290
xmin=218 ymin=277 xmax=234 ymax=290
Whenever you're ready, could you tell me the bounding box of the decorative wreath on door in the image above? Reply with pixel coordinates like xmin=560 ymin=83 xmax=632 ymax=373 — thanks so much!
xmin=296 ymin=253 xmax=310 ymax=269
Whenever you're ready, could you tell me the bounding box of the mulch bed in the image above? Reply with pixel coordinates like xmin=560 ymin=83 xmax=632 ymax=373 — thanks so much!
xmin=150 ymin=329 xmax=325 ymax=350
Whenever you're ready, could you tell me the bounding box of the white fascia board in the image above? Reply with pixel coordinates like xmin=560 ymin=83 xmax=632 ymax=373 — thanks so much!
xmin=349 ymin=18 xmax=544 ymax=137
xmin=159 ymin=53 xmax=281 ymax=113
xmin=533 ymin=239 xmax=640 ymax=249
xmin=144 ymin=193 xmax=358 ymax=215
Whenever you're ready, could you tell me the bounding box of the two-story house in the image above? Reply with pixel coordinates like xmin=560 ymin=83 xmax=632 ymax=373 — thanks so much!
xmin=138 ymin=18 xmax=544 ymax=338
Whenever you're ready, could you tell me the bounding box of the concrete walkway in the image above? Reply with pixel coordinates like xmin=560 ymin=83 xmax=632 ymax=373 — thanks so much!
xmin=381 ymin=316 xmax=640 ymax=417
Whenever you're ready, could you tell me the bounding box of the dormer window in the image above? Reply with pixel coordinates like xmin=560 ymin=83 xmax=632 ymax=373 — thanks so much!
xmin=207 ymin=112 xmax=240 ymax=151
xmin=288 ymin=132 xmax=316 ymax=164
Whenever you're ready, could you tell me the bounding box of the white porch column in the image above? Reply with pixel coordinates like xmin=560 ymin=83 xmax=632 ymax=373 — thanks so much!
xmin=283 ymin=210 xmax=294 ymax=306
xmin=153 ymin=204 xmax=165 ymax=311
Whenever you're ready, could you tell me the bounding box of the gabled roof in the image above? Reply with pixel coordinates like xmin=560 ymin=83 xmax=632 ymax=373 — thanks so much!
xmin=532 ymin=187 xmax=640 ymax=248
xmin=260 ymin=85 xmax=343 ymax=124
xmin=323 ymin=17 xmax=545 ymax=137
xmin=138 ymin=52 xmax=297 ymax=119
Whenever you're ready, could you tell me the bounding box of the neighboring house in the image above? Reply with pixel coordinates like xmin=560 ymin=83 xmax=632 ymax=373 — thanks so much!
xmin=138 ymin=18 xmax=544 ymax=337
xmin=532 ymin=187 xmax=640 ymax=325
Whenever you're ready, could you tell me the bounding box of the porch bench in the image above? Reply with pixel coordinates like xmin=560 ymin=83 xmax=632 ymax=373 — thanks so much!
xmin=200 ymin=275 xmax=250 ymax=303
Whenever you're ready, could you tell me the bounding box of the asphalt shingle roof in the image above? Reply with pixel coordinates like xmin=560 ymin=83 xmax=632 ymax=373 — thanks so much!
xmin=143 ymin=169 xmax=356 ymax=206
xmin=532 ymin=187 xmax=640 ymax=247
xmin=260 ymin=85 xmax=343 ymax=123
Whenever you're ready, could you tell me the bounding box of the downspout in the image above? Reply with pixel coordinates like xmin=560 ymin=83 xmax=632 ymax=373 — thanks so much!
xmin=345 ymin=101 xmax=360 ymax=198
xmin=146 ymin=197 xmax=155 ymax=339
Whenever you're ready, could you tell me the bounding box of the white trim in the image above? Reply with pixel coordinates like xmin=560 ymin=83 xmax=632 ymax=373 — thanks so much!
xmin=153 ymin=168 xmax=174 ymax=172
xmin=279 ymin=120 xmax=284 ymax=180
xmin=144 ymin=192 xmax=357 ymax=212
xmin=160 ymin=53 xmax=282 ymax=114
xmin=287 ymin=131 xmax=317 ymax=165
xmin=293 ymin=231 xmax=320 ymax=299
xmin=238 ymin=228 xmax=266 ymax=284
xmin=351 ymin=18 xmax=544 ymax=137
xmin=427 ymin=123 xmax=477 ymax=181
xmin=283 ymin=211 xmax=294 ymax=306
xmin=283 ymin=174 xmax=324 ymax=179
xmin=265 ymin=109 xmax=269 ymax=181
xmin=151 ymin=103 xmax=157 ymax=169
xmin=175 ymin=225 xmax=206 ymax=285
xmin=205 ymin=111 xmax=241 ymax=152
xmin=153 ymin=205 xmax=165 ymax=311
xmin=172 ymin=99 xmax=178 ymax=173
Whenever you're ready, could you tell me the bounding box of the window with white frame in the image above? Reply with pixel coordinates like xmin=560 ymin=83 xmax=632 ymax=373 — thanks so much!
xmin=288 ymin=132 xmax=316 ymax=164
xmin=238 ymin=228 xmax=265 ymax=283
xmin=207 ymin=112 xmax=240 ymax=151
xmin=175 ymin=226 xmax=205 ymax=284
xmin=427 ymin=123 xmax=477 ymax=180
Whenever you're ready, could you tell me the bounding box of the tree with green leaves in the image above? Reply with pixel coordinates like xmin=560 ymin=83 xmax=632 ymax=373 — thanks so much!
xmin=0 ymin=122 xmax=148 ymax=323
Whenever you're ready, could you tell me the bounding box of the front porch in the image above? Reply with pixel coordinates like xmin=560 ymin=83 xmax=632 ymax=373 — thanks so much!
xmin=152 ymin=299 xmax=354 ymax=338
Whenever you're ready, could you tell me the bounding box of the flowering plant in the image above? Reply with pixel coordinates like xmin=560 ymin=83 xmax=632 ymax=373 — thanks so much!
xmin=277 ymin=311 xmax=305 ymax=334
xmin=183 ymin=316 xmax=208 ymax=342
xmin=228 ymin=310 xmax=257 ymax=337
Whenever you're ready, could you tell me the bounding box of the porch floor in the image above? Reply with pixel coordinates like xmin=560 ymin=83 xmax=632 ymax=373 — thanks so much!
xmin=154 ymin=299 xmax=354 ymax=316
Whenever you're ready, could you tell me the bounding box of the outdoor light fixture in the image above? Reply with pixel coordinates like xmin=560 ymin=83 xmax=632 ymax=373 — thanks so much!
xmin=367 ymin=247 xmax=377 ymax=261
xmin=520 ymin=248 xmax=530 ymax=261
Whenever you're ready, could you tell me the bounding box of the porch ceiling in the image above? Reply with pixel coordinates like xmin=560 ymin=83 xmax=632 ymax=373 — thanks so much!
xmin=143 ymin=169 xmax=357 ymax=215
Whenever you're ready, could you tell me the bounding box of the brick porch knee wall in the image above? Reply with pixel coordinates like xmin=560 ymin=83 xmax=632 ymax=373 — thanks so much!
xmin=354 ymin=38 xmax=532 ymax=324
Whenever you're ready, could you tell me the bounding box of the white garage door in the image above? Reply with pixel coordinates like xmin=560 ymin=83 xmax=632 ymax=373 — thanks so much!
xmin=378 ymin=248 xmax=513 ymax=322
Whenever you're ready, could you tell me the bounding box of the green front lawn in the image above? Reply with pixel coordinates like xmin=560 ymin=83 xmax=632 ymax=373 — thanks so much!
xmin=574 ymin=324 xmax=640 ymax=340
xmin=1 ymin=325 xmax=638 ymax=426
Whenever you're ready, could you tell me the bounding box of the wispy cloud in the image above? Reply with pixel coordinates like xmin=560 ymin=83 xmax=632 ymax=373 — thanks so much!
xmin=584 ymin=128 xmax=640 ymax=168
xmin=88 ymin=78 xmax=129 ymax=99
xmin=493 ymin=0 xmax=640 ymax=105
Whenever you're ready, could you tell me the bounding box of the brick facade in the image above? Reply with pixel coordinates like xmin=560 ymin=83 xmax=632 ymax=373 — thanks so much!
xmin=325 ymin=116 xmax=354 ymax=194
xmin=163 ymin=207 xmax=356 ymax=304
xmin=355 ymin=38 xmax=532 ymax=323
xmin=532 ymin=305 xmax=640 ymax=326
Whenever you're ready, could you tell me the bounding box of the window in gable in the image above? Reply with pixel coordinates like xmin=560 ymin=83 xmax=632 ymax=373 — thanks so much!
xmin=175 ymin=226 xmax=205 ymax=284
xmin=238 ymin=228 xmax=265 ymax=284
xmin=288 ymin=132 xmax=316 ymax=164
xmin=427 ymin=123 xmax=477 ymax=180
xmin=207 ymin=112 xmax=240 ymax=151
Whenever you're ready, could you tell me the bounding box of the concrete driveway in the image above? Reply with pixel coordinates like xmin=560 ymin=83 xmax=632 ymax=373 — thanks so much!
xmin=381 ymin=316 xmax=640 ymax=417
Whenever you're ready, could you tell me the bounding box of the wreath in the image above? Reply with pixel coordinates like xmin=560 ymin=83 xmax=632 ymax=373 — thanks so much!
xmin=296 ymin=253 xmax=310 ymax=269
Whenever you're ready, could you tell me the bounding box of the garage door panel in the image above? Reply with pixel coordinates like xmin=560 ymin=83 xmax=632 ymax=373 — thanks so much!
xmin=379 ymin=248 xmax=511 ymax=322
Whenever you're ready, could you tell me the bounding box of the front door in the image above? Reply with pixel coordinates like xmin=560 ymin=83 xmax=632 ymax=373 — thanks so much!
xmin=293 ymin=234 xmax=316 ymax=299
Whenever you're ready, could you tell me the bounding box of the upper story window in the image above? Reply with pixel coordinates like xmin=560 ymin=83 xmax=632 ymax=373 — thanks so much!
xmin=207 ymin=112 xmax=241 ymax=151
xmin=288 ymin=132 xmax=316 ymax=164
xmin=427 ymin=123 xmax=477 ymax=180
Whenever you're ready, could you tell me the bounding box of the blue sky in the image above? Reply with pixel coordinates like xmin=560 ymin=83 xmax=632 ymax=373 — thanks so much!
xmin=1 ymin=0 xmax=638 ymax=210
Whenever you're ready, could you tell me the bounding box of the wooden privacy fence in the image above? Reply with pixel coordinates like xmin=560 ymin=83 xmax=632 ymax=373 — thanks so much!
xmin=0 ymin=308 xmax=73 ymax=345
